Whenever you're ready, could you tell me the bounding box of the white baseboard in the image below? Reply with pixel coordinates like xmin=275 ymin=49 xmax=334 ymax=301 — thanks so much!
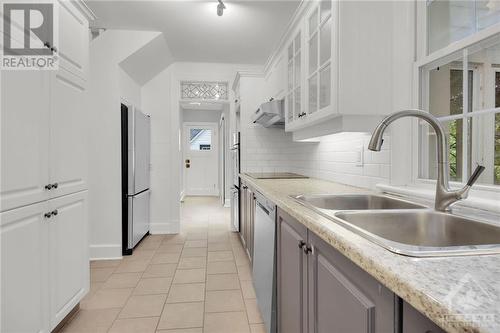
xmin=89 ymin=244 xmax=122 ymax=260
xmin=150 ymin=220 xmax=180 ymax=234
xmin=224 ymin=198 xmax=231 ymax=207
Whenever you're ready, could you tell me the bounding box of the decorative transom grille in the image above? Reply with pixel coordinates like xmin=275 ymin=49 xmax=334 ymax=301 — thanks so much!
xmin=181 ymin=81 xmax=228 ymax=100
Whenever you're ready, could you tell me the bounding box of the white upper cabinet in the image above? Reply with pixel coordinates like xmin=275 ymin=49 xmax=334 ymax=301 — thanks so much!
xmin=57 ymin=0 xmax=90 ymax=80
xmin=49 ymin=69 xmax=88 ymax=198
xmin=272 ymin=0 xmax=394 ymax=138
xmin=285 ymin=30 xmax=304 ymax=124
xmin=1 ymin=71 xmax=50 ymax=211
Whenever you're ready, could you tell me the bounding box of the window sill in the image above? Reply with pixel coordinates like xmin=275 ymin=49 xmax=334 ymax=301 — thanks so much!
xmin=377 ymin=183 xmax=500 ymax=215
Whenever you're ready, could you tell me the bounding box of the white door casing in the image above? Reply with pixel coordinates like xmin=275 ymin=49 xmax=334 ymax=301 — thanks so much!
xmin=183 ymin=123 xmax=219 ymax=196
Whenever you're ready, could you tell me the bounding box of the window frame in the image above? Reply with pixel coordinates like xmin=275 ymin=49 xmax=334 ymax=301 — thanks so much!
xmin=411 ymin=2 xmax=500 ymax=194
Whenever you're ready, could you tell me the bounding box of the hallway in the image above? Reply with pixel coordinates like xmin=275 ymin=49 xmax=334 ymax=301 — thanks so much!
xmin=61 ymin=197 xmax=264 ymax=333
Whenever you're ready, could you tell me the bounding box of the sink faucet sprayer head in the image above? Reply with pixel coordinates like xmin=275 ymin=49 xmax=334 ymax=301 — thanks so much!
xmin=368 ymin=122 xmax=387 ymax=151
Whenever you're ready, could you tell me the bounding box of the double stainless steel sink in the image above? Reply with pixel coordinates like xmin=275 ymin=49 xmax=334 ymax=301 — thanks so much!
xmin=292 ymin=194 xmax=500 ymax=257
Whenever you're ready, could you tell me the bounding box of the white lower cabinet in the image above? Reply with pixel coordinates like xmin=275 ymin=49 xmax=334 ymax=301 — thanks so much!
xmin=0 ymin=191 xmax=89 ymax=333
xmin=1 ymin=201 xmax=50 ymax=333
xmin=48 ymin=191 xmax=89 ymax=328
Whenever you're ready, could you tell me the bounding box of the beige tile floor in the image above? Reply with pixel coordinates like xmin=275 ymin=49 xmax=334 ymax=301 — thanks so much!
xmin=61 ymin=197 xmax=265 ymax=333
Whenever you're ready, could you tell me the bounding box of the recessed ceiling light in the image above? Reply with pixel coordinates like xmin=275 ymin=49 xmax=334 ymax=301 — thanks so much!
xmin=217 ymin=0 xmax=226 ymax=16
xmin=189 ymin=102 xmax=202 ymax=106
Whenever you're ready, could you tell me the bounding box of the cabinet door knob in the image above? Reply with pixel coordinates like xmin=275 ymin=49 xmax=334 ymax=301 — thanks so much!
xmin=44 ymin=212 xmax=52 ymax=218
xmin=52 ymin=183 xmax=58 ymax=189
xmin=44 ymin=184 xmax=52 ymax=190
xmin=51 ymin=209 xmax=58 ymax=216
xmin=303 ymin=245 xmax=312 ymax=254
xmin=298 ymin=240 xmax=306 ymax=249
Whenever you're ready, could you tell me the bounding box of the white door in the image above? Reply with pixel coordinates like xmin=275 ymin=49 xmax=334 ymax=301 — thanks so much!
xmin=49 ymin=68 xmax=87 ymax=198
xmin=1 ymin=201 xmax=50 ymax=333
xmin=1 ymin=70 xmax=50 ymax=212
xmin=48 ymin=191 xmax=89 ymax=329
xmin=184 ymin=123 xmax=219 ymax=196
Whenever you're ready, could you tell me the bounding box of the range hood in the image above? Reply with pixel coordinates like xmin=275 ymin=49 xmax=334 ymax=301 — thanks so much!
xmin=252 ymin=99 xmax=284 ymax=128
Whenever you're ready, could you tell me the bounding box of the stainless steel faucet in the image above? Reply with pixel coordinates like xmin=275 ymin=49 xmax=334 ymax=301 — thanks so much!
xmin=368 ymin=109 xmax=485 ymax=212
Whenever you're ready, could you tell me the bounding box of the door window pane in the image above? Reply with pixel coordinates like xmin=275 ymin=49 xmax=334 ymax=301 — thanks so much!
xmin=309 ymin=8 xmax=318 ymax=35
xmin=320 ymin=18 xmax=331 ymax=66
xmin=190 ymin=129 xmax=212 ymax=151
xmin=294 ymin=32 xmax=301 ymax=53
xmin=320 ymin=0 xmax=332 ymax=22
xmin=319 ymin=65 xmax=331 ymax=109
xmin=309 ymin=33 xmax=318 ymax=75
xmin=288 ymin=61 xmax=293 ymax=90
xmin=294 ymin=87 xmax=301 ymax=118
xmin=287 ymin=93 xmax=293 ymax=121
xmin=309 ymin=74 xmax=318 ymax=113
xmin=294 ymin=53 xmax=301 ymax=88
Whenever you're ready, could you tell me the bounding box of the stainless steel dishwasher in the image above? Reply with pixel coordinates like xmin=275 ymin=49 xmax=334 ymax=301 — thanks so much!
xmin=252 ymin=191 xmax=277 ymax=333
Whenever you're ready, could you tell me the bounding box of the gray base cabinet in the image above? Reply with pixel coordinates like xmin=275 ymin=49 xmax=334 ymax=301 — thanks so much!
xmin=402 ymin=301 xmax=445 ymax=333
xmin=277 ymin=208 xmax=443 ymax=333
xmin=308 ymin=232 xmax=394 ymax=333
xmin=277 ymin=209 xmax=308 ymax=333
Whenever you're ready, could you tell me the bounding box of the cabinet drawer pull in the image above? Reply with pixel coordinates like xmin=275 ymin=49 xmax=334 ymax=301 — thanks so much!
xmin=51 ymin=209 xmax=58 ymax=216
xmin=298 ymin=240 xmax=306 ymax=249
xmin=52 ymin=183 xmax=58 ymax=189
xmin=44 ymin=212 xmax=52 ymax=219
xmin=303 ymin=245 xmax=312 ymax=254
xmin=45 ymin=184 xmax=53 ymax=190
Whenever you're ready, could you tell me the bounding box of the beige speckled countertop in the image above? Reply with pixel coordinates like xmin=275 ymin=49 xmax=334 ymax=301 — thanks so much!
xmin=240 ymin=174 xmax=500 ymax=333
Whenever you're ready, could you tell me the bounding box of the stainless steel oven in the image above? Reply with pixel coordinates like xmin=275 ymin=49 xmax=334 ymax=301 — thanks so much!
xmin=230 ymin=132 xmax=240 ymax=231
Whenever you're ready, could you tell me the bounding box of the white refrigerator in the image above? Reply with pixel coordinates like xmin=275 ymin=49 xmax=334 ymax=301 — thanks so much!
xmin=121 ymin=104 xmax=151 ymax=254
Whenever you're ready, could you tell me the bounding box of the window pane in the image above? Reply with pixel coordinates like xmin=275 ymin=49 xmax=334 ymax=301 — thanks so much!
xmin=320 ymin=0 xmax=332 ymax=22
xmin=190 ymin=129 xmax=212 ymax=151
xmin=309 ymin=74 xmax=318 ymax=113
xmin=320 ymin=18 xmax=331 ymax=66
xmin=419 ymin=119 xmax=465 ymax=182
xmin=496 ymin=72 xmax=500 ymax=185
xmin=294 ymin=87 xmax=301 ymax=118
xmin=309 ymin=8 xmax=318 ymax=35
xmin=294 ymin=53 xmax=301 ymax=88
xmin=427 ymin=1 xmax=475 ymax=53
xmin=309 ymin=33 xmax=318 ymax=75
xmin=319 ymin=65 xmax=331 ymax=109
xmin=470 ymin=113 xmax=498 ymax=185
xmin=288 ymin=44 xmax=293 ymax=61
xmin=428 ymin=64 xmax=472 ymax=118
xmin=476 ymin=0 xmax=500 ymax=31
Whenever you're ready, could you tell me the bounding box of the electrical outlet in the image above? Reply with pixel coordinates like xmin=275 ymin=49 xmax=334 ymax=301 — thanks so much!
xmin=356 ymin=145 xmax=364 ymax=167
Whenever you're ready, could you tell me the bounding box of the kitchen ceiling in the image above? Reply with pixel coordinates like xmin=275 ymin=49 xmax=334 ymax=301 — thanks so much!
xmin=87 ymin=0 xmax=301 ymax=65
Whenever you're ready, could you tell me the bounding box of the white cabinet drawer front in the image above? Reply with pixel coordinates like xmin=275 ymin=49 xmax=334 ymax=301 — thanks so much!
xmin=57 ymin=0 xmax=88 ymax=80
xmin=48 ymin=191 xmax=89 ymax=328
xmin=49 ymin=68 xmax=87 ymax=198
xmin=1 ymin=70 xmax=50 ymax=212
xmin=1 ymin=201 xmax=50 ymax=333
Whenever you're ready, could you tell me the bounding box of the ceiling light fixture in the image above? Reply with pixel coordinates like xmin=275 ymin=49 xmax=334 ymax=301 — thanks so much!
xmin=217 ymin=0 xmax=226 ymax=16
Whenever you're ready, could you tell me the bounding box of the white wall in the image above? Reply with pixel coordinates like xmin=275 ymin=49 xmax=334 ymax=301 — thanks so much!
xmin=141 ymin=62 xmax=261 ymax=234
xmin=88 ymin=30 xmax=159 ymax=259
xmin=119 ymin=69 xmax=142 ymax=107
xmin=183 ymin=109 xmax=222 ymax=123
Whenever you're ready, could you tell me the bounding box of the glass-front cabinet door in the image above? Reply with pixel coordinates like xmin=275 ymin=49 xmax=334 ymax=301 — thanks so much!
xmin=307 ymin=1 xmax=332 ymax=116
xmin=286 ymin=31 xmax=303 ymax=124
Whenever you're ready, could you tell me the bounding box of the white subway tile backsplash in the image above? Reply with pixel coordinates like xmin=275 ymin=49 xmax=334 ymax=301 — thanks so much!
xmin=241 ymin=126 xmax=390 ymax=189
